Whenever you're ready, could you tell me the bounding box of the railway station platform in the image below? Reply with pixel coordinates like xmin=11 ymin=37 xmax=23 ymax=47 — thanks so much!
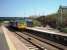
xmin=1 ymin=26 xmax=29 ymax=50
xmin=26 ymin=27 xmax=67 ymax=36
xmin=0 ymin=27 xmax=9 ymax=50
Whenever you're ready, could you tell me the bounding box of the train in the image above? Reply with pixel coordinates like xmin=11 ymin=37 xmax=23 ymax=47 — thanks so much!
xmin=8 ymin=19 xmax=33 ymax=29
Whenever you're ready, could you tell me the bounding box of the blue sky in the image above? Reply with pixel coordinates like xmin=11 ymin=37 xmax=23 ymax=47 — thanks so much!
xmin=0 ymin=0 xmax=67 ymax=17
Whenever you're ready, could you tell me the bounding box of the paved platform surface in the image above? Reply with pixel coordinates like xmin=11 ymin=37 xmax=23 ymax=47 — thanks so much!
xmin=26 ymin=26 xmax=67 ymax=36
xmin=2 ymin=26 xmax=29 ymax=50
xmin=0 ymin=27 xmax=9 ymax=50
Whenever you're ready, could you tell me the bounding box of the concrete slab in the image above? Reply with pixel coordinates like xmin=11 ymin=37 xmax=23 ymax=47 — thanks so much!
xmin=26 ymin=27 xmax=67 ymax=36
xmin=0 ymin=30 xmax=9 ymax=50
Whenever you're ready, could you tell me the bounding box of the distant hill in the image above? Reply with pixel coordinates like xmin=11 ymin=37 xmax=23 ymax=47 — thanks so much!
xmin=0 ymin=17 xmax=25 ymax=21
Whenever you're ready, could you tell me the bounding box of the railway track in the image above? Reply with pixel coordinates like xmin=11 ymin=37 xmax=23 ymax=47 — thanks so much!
xmin=14 ymin=32 xmax=39 ymax=50
xmin=15 ymin=31 xmax=49 ymax=50
xmin=7 ymin=27 xmax=67 ymax=50
xmin=21 ymin=31 xmax=67 ymax=50
xmin=13 ymin=31 xmax=62 ymax=50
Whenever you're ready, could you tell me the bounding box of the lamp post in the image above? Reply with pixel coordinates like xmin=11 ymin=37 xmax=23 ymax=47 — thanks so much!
xmin=60 ymin=7 xmax=63 ymax=26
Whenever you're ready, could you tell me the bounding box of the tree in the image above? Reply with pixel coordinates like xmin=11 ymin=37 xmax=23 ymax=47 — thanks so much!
xmin=36 ymin=16 xmax=46 ymax=27
xmin=46 ymin=13 xmax=58 ymax=28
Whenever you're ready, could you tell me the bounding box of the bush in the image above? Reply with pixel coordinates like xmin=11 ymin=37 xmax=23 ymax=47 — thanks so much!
xmin=59 ymin=28 xmax=67 ymax=33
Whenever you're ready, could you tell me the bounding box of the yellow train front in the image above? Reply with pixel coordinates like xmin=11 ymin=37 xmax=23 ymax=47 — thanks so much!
xmin=17 ymin=20 xmax=27 ymax=29
xmin=17 ymin=19 xmax=33 ymax=29
xmin=17 ymin=18 xmax=34 ymax=28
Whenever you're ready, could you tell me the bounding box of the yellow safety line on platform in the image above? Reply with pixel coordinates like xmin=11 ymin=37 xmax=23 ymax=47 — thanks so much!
xmin=2 ymin=26 xmax=16 ymax=50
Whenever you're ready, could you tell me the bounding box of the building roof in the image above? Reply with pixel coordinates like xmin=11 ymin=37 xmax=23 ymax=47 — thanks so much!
xmin=60 ymin=6 xmax=67 ymax=9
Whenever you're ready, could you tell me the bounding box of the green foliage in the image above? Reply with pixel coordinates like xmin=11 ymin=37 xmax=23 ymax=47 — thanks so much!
xmin=36 ymin=16 xmax=46 ymax=26
xmin=0 ymin=21 xmax=3 ymax=23
xmin=33 ymin=20 xmax=41 ymax=27
xmin=36 ymin=12 xmax=67 ymax=28
xmin=59 ymin=28 xmax=67 ymax=33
